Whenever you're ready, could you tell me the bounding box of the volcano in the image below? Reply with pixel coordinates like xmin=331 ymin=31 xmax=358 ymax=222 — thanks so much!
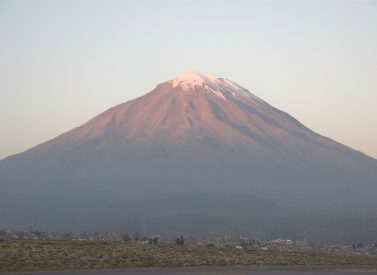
xmin=1 ymin=71 xmax=377 ymax=240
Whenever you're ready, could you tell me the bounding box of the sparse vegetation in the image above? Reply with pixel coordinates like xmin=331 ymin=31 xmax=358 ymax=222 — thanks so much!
xmin=0 ymin=239 xmax=377 ymax=272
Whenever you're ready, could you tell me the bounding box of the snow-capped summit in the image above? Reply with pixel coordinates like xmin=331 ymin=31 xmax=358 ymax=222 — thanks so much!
xmin=169 ymin=71 xmax=262 ymax=103
xmin=169 ymin=71 xmax=216 ymax=86
xmin=168 ymin=71 xmax=220 ymax=92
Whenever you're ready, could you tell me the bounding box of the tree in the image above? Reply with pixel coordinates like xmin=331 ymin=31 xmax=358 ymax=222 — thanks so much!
xmin=175 ymin=235 xmax=184 ymax=245
xmin=133 ymin=232 xmax=140 ymax=241
xmin=122 ymin=234 xmax=131 ymax=243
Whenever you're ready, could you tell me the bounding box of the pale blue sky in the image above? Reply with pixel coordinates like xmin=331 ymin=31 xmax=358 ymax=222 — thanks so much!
xmin=0 ymin=0 xmax=376 ymax=159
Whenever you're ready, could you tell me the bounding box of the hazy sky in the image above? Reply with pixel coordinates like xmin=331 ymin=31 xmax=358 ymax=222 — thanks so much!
xmin=0 ymin=0 xmax=376 ymax=160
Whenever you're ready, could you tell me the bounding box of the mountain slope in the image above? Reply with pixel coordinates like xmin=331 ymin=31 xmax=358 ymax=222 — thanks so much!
xmin=1 ymin=71 xmax=376 ymax=237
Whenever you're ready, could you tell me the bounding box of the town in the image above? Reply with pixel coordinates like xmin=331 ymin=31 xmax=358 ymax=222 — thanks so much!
xmin=1 ymin=228 xmax=376 ymax=258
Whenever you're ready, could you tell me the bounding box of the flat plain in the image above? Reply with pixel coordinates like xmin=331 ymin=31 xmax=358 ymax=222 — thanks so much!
xmin=1 ymin=240 xmax=377 ymax=273
xmin=1 ymin=267 xmax=377 ymax=275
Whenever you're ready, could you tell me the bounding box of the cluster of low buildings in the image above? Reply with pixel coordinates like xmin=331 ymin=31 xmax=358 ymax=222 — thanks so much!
xmin=1 ymin=228 xmax=376 ymax=257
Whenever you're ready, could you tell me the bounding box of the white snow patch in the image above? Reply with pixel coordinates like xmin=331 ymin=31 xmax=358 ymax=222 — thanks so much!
xmin=207 ymin=85 xmax=227 ymax=101
xmin=219 ymin=78 xmax=264 ymax=104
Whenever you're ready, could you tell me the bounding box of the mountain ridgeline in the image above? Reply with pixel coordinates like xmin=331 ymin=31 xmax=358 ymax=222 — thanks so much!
xmin=1 ymin=72 xmax=377 ymax=241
